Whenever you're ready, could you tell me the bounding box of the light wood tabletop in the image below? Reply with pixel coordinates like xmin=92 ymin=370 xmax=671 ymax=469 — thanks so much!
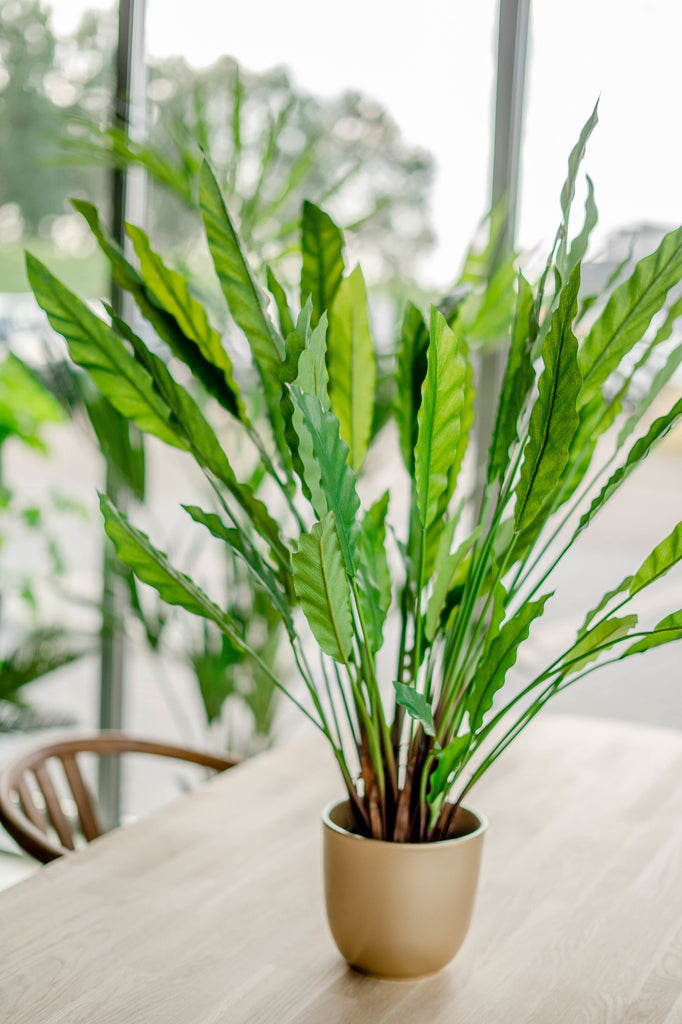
xmin=2 ymin=714 xmax=682 ymax=1023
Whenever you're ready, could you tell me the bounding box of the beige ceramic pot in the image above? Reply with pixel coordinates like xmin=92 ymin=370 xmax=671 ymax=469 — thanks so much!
xmin=322 ymin=799 xmax=487 ymax=978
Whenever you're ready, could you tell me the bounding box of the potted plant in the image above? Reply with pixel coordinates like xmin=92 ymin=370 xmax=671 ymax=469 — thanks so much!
xmin=26 ymin=110 xmax=682 ymax=977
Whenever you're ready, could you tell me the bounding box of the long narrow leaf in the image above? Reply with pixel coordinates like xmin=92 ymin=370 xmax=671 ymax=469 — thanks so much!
xmin=72 ymin=200 xmax=244 ymax=417
xmin=27 ymin=255 xmax=182 ymax=450
xmin=415 ymin=308 xmax=466 ymax=530
xmin=292 ymin=513 xmax=353 ymax=662
xmin=289 ymin=385 xmax=361 ymax=577
xmin=395 ymin=301 xmax=428 ymax=473
xmin=487 ymin=274 xmax=535 ymax=483
xmin=579 ymin=223 xmax=682 ymax=402
xmin=467 ymin=594 xmax=552 ymax=730
xmin=126 ymin=223 xmax=246 ymax=421
xmin=327 ymin=266 xmax=376 ymax=473
xmin=515 ymin=264 xmax=582 ymax=532
xmin=300 ymin=201 xmax=345 ymax=327
xmin=357 ymin=492 xmax=391 ymax=653
xmin=630 ymin=521 xmax=682 ymax=596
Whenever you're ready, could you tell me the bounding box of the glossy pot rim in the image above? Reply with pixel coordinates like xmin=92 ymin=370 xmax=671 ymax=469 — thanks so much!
xmin=322 ymin=798 xmax=488 ymax=849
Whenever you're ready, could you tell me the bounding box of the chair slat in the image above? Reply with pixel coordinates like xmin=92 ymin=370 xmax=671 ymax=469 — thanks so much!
xmin=32 ymin=763 xmax=75 ymax=851
xmin=15 ymin=777 xmax=47 ymax=834
xmin=60 ymin=754 xmax=102 ymax=841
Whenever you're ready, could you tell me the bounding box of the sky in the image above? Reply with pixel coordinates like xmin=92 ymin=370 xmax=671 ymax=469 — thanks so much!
xmin=50 ymin=0 xmax=682 ymax=288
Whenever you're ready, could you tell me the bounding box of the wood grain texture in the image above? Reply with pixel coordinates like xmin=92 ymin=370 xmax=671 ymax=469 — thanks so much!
xmin=1 ymin=715 xmax=682 ymax=1023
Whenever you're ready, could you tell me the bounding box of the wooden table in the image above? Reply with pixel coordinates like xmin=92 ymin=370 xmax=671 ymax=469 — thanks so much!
xmin=2 ymin=714 xmax=682 ymax=1023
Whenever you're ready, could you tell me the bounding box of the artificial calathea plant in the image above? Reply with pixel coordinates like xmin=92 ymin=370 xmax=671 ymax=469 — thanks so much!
xmin=27 ymin=110 xmax=682 ymax=842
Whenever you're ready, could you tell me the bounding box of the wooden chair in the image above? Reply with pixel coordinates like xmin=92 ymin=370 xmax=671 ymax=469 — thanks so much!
xmin=0 ymin=733 xmax=239 ymax=863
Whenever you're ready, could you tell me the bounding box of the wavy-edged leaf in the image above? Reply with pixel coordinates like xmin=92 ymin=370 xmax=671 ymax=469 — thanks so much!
xmin=300 ymin=201 xmax=344 ymax=327
xmin=295 ymin=311 xmax=330 ymax=408
xmin=557 ymin=102 xmax=599 ymax=275
xmin=266 ymin=264 xmax=295 ymax=338
xmin=100 ymin=494 xmax=237 ymax=636
xmin=579 ymin=223 xmax=682 ymax=403
xmin=434 ymin=337 xmax=474 ymax=523
xmin=108 ymin=309 xmax=288 ymax=565
xmin=625 ymin=610 xmax=682 ymax=655
xmin=357 ymin=491 xmax=391 ymax=653
xmin=617 ymin=294 xmax=682 ymax=447
xmin=514 ymin=264 xmax=582 ymax=532
xmin=125 ymin=223 xmax=246 ymax=422
xmin=467 ymin=594 xmax=552 ymax=731
xmin=291 ymin=513 xmax=353 ymax=662
xmin=561 ymin=614 xmax=638 ymax=677
xmin=395 ymin=301 xmax=429 ymax=473
xmin=577 ymin=576 xmax=633 ymax=638
xmin=72 ymin=200 xmax=243 ymax=417
xmin=27 ymin=254 xmax=182 ymax=449
xmin=393 ymin=682 xmax=435 ymax=737
xmin=199 ymin=160 xmax=287 ymax=460
xmin=280 ymin=329 xmax=307 ymax=497
xmin=576 ymin=398 xmax=682 ymax=539
xmin=327 ymin=266 xmax=376 ymax=473
xmin=289 ymin=385 xmax=361 ymax=576
xmin=182 ymin=504 xmax=293 ymax=626
xmin=415 ymin=308 xmax=466 ymax=530
xmin=630 ymin=521 xmax=682 ymax=597
xmin=488 ymin=274 xmax=535 ymax=483
xmin=566 ymin=174 xmax=598 ymax=276
xmin=287 ymin=314 xmax=330 ymax=509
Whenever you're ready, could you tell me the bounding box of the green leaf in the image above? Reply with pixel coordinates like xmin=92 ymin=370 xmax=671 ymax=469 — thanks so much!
xmin=393 ymin=681 xmax=435 ymax=737
xmin=82 ymin=387 xmax=146 ymax=502
xmin=566 ymin=175 xmax=598 ymax=275
xmin=294 ymin=311 xmax=330 ymax=408
xmin=280 ymin=327 xmax=307 ymax=497
xmin=357 ymin=492 xmax=391 ymax=653
xmin=616 ymin=294 xmax=682 ymax=447
xmin=300 ymin=200 xmax=345 ymax=328
xmin=72 ymin=200 xmax=243 ymax=418
xmin=287 ymin=314 xmax=331 ymax=509
xmin=395 ymin=301 xmax=429 ymax=473
xmin=199 ymin=160 xmax=287 ymax=460
xmin=266 ymin=264 xmax=295 ymax=338
xmin=630 ymin=521 xmax=682 ymax=597
xmin=326 ymin=266 xmax=376 ymax=473
xmin=415 ymin=308 xmax=466 ymax=530
xmin=288 ymin=385 xmax=361 ymax=577
xmin=182 ymin=504 xmax=292 ymax=626
xmin=108 ymin=310 xmax=288 ymax=565
xmin=576 ymin=398 xmax=682 ymax=538
xmin=100 ymin=494 xmax=237 ymax=637
xmin=26 ymin=254 xmax=182 ymax=450
xmin=125 ymin=223 xmax=246 ymax=422
xmin=577 ymin=576 xmax=633 ymax=638
xmin=427 ymin=733 xmax=472 ymax=819
xmin=424 ymin=514 xmax=460 ymax=642
xmin=467 ymin=594 xmax=552 ymax=731
xmin=514 ymin=264 xmax=582 ymax=532
xmin=625 ymin=610 xmax=682 ymax=655
xmin=557 ymin=102 xmax=599 ymax=275
xmin=579 ymin=223 xmax=682 ymax=403
xmin=561 ymin=615 xmax=638 ymax=677
xmin=432 ymin=336 xmax=474 ymax=529
xmin=487 ymin=274 xmax=535 ymax=483
xmin=291 ymin=513 xmax=353 ymax=663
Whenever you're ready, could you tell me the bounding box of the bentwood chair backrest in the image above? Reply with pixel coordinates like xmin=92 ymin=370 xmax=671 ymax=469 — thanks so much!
xmin=0 ymin=733 xmax=238 ymax=863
